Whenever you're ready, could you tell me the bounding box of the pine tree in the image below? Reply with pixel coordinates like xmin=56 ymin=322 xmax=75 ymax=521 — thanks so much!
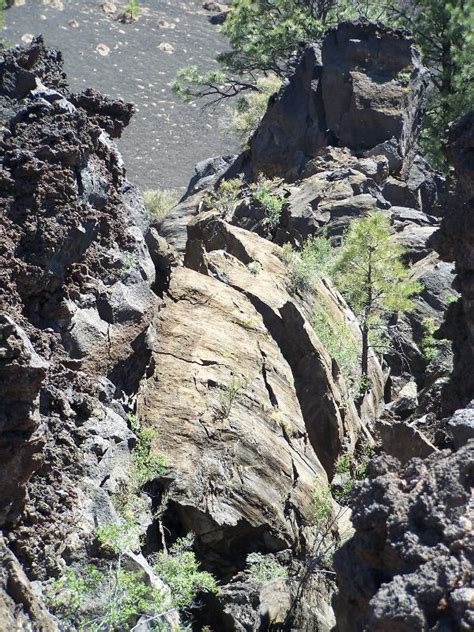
xmin=333 ymin=211 xmax=421 ymax=381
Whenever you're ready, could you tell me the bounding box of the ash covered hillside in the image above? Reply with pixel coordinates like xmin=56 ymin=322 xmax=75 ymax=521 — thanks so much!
xmin=0 ymin=19 xmax=473 ymax=632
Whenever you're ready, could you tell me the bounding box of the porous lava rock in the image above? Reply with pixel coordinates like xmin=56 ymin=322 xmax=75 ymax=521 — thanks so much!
xmin=334 ymin=443 xmax=474 ymax=631
xmin=0 ymin=36 xmax=158 ymax=581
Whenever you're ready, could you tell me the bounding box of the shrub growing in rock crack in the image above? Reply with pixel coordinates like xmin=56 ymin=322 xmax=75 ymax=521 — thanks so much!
xmin=215 ymin=376 xmax=243 ymax=419
xmin=250 ymin=177 xmax=285 ymax=229
xmin=246 ymin=553 xmax=287 ymax=583
xmin=204 ymin=177 xmax=242 ymax=217
xmin=143 ymin=189 xmax=179 ymax=221
xmin=151 ymin=535 xmax=218 ymax=609
xmin=311 ymin=301 xmax=360 ymax=395
xmin=280 ymin=234 xmax=334 ymax=293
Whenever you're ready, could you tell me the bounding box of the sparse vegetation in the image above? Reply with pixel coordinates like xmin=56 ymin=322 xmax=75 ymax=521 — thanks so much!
xmin=331 ymin=444 xmax=374 ymax=505
xmin=312 ymin=484 xmax=332 ymax=529
xmin=46 ymin=558 xmax=168 ymax=631
xmin=250 ymin=177 xmax=285 ymax=229
xmin=205 ymin=177 xmax=242 ymax=216
xmin=215 ymin=376 xmax=243 ymax=419
xmin=421 ymin=317 xmax=449 ymax=363
xmin=246 ymin=552 xmax=287 ymax=583
xmin=227 ymin=75 xmax=282 ymax=144
xmin=114 ymin=423 xmax=166 ymax=523
xmin=152 ymin=535 xmax=218 ymax=609
xmin=281 ymin=234 xmax=334 ymax=293
xmin=311 ymin=301 xmax=360 ymax=393
xmin=123 ymin=0 xmax=141 ymax=21
xmin=143 ymin=188 xmax=179 ymax=221
xmin=47 ymin=525 xmax=216 ymax=631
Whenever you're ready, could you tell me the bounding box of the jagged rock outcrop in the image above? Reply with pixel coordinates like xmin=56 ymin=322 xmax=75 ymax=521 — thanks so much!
xmin=159 ymin=21 xmax=452 ymax=409
xmin=431 ymin=112 xmax=474 ymax=413
xmin=0 ymin=316 xmax=48 ymax=527
xmin=249 ymin=21 xmax=429 ymax=180
xmin=334 ymin=443 xmax=474 ymax=631
xmin=0 ymin=534 xmax=57 ymax=632
xmin=0 ymin=36 xmax=158 ymax=582
xmin=138 ymin=213 xmax=381 ymax=627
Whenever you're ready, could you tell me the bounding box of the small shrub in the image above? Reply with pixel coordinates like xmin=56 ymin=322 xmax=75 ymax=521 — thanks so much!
xmin=121 ymin=251 xmax=139 ymax=276
xmin=421 ymin=317 xmax=445 ymax=362
xmin=312 ymin=485 xmax=332 ymax=528
xmin=227 ymin=75 xmax=282 ymax=145
xmin=152 ymin=536 xmax=218 ymax=608
xmin=246 ymin=552 xmax=287 ymax=583
xmin=123 ymin=0 xmax=141 ymax=20
xmin=96 ymin=520 xmax=138 ymax=554
xmin=144 ymin=188 xmax=179 ymax=221
xmin=46 ymin=562 xmax=168 ymax=631
xmin=311 ymin=301 xmax=360 ymax=393
xmin=205 ymin=178 xmax=242 ymax=216
xmin=281 ymin=234 xmax=334 ymax=293
xmin=132 ymin=428 xmax=167 ymax=486
xmin=127 ymin=412 xmax=139 ymax=432
xmin=331 ymin=444 xmax=374 ymax=506
xmin=215 ymin=376 xmax=243 ymax=419
xmin=250 ymin=177 xmax=285 ymax=229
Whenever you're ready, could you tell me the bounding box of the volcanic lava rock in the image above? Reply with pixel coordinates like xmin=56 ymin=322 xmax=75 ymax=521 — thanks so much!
xmin=334 ymin=443 xmax=474 ymax=631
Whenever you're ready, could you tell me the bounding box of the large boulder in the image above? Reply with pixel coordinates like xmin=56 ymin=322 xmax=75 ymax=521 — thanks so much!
xmin=249 ymin=21 xmax=428 ymax=179
xmin=138 ymin=213 xmax=381 ymax=627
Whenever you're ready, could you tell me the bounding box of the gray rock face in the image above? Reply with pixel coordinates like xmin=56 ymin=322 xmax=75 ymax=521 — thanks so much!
xmin=334 ymin=444 xmax=474 ymax=631
xmin=0 ymin=37 xmax=158 ymax=583
xmin=431 ymin=112 xmax=474 ymax=413
xmin=249 ymin=21 xmax=428 ymax=179
xmin=250 ymin=43 xmax=328 ymax=179
xmin=0 ymin=316 xmax=48 ymax=527
xmin=0 ymin=534 xmax=57 ymax=632
xmin=322 ymin=22 xmax=427 ymax=155
xmin=447 ymin=403 xmax=474 ymax=448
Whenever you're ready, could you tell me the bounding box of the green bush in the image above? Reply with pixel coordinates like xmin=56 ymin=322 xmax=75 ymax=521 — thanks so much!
xmin=46 ymin=562 xmax=168 ymax=631
xmin=311 ymin=301 xmax=360 ymax=393
xmin=312 ymin=485 xmax=332 ymax=529
xmin=227 ymin=75 xmax=282 ymax=145
xmin=152 ymin=536 xmax=218 ymax=608
xmin=421 ymin=317 xmax=449 ymax=363
xmin=281 ymin=234 xmax=334 ymax=293
xmin=331 ymin=444 xmax=374 ymax=506
xmin=250 ymin=177 xmax=285 ymax=229
xmin=246 ymin=552 xmax=287 ymax=583
xmin=205 ymin=177 xmax=242 ymax=216
xmin=132 ymin=428 xmax=167 ymax=486
xmin=144 ymin=189 xmax=179 ymax=221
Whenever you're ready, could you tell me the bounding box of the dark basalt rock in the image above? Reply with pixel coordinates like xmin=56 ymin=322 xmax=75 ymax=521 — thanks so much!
xmin=431 ymin=112 xmax=474 ymax=413
xmin=249 ymin=21 xmax=429 ymax=180
xmin=0 ymin=37 xmax=158 ymax=582
xmin=0 ymin=316 xmax=48 ymax=527
xmin=334 ymin=444 xmax=474 ymax=631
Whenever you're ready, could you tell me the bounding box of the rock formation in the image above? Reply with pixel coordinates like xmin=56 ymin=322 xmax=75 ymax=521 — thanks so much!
xmin=431 ymin=112 xmax=474 ymax=413
xmin=0 ymin=35 xmax=158 ymax=592
xmin=334 ymin=443 xmax=474 ymax=631
xmin=0 ymin=19 xmax=472 ymax=632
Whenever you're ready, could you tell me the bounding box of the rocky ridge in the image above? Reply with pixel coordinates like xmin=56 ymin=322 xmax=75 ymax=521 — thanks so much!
xmin=0 ymin=20 xmax=472 ymax=632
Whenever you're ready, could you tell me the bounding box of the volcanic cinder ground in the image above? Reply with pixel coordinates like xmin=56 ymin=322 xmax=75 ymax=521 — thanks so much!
xmin=3 ymin=0 xmax=237 ymax=191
